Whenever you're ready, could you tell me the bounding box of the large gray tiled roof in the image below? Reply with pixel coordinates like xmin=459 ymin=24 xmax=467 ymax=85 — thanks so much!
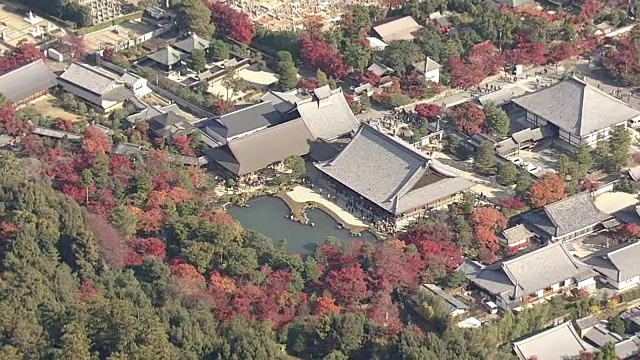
xmin=0 ymin=59 xmax=56 ymax=103
xmin=512 ymin=321 xmax=594 ymax=360
xmin=173 ymin=34 xmax=210 ymax=54
xmin=205 ymin=118 xmax=314 ymax=176
xmin=296 ymin=86 xmax=360 ymax=140
xmin=207 ymin=102 xmax=284 ymax=139
xmin=512 ymin=77 xmax=640 ymax=136
xmin=585 ymin=241 xmax=640 ymax=282
xmin=59 ymin=63 xmax=116 ymax=95
xmin=315 ymin=123 xmax=473 ymax=215
xmin=147 ymin=46 xmax=188 ymax=66
xmin=544 ymin=192 xmax=610 ymax=237
xmin=502 ymin=242 xmax=595 ymax=296
xmin=372 ymin=16 xmax=423 ymax=43
xmin=472 ymin=242 xmax=595 ymax=299
xmin=502 ymin=224 xmax=535 ymax=245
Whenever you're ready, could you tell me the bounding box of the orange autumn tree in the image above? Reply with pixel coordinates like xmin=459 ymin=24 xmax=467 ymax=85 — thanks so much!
xmin=471 ymin=206 xmax=507 ymax=253
xmin=529 ymin=174 xmax=566 ymax=207
xmin=81 ymin=125 xmax=111 ymax=155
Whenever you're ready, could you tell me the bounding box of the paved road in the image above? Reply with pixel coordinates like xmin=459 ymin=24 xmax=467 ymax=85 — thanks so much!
xmin=416 ymin=65 xmax=567 ymax=109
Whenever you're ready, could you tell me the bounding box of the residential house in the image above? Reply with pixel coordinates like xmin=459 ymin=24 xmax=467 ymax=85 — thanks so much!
xmin=621 ymin=307 xmax=640 ymax=332
xmin=172 ymin=34 xmax=210 ymax=55
xmin=500 ymin=224 xmax=536 ymax=251
xmin=516 ymin=192 xmax=611 ymax=243
xmin=585 ymin=241 xmax=640 ymax=290
xmin=469 ymin=242 xmax=597 ymax=311
xmin=512 ymin=77 xmax=640 ymax=147
xmin=204 ymin=118 xmax=314 ymax=178
xmin=58 ymin=63 xmax=136 ymax=112
xmin=594 ymin=21 xmax=615 ymax=36
xmin=421 ymin=284 xmax=469 ymax=317
xmin=147 ymin=111 xmax=195 ymax=139
xmin=512 ymin=321 xmax=595 ymax=360
xmin=145 ymin=45 xmax=188 ymax=72
xmin=411 ymin=57 xmax=441 ymax=83
xmin=315 ymin=123 xmax=474 ymax=223
xmin=371 ymin=16 xmax=423 ymax=44
xmin=0 ymin=59 xmax=57 ymax=105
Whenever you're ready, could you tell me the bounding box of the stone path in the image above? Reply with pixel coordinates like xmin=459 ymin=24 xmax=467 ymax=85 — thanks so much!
xmin=286 ymin=186 xmax=368 ymax=229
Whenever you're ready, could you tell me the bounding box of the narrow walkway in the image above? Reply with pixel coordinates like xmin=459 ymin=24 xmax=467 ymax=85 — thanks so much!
xmin=285 ymin=186 xmax=368 ymax=231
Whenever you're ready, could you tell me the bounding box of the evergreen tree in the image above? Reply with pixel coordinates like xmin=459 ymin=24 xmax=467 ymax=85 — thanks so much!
xmin=173 ymin=0 xmax=214 ymax=38
xmin=189 ymin=49 xmax=207 ymax=72
xmin=574 ymin=143 xmax=594 ymax=175
xmin=515 ymin=171 xmax=533 ymax=198
xmin=483 ymin=102 xmax=510 ymax=138
xmin=209 ymin=39 xmax=230 ymax=61
xmin=474 ymin=141 xmax=497 ymax=175
xmin=496 ymin=162 xmax=517 ymax=186
xmin=275 ymin=51 xmax=298 ymax=91
xmin=316 ymin=69 xmax=329 ymax=87
xmin=603 ymin=125 xmax=632 ymax=172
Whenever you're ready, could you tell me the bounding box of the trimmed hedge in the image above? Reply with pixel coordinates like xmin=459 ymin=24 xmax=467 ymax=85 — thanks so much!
xmin=620 ymin=288 xmax=640 ymax=303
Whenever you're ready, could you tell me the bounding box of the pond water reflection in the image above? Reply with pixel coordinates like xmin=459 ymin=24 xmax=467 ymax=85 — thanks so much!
xmin=227 ymin=196 xmax=377 ymax=254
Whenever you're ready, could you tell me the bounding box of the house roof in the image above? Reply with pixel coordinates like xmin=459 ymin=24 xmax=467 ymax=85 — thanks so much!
xmin=367 ymin=62 xmax=393 ymax=77
xmin=0 ymin=59 xmax=56 ymax=103
xmin=59 ymin=63 xmax=116 ymax=95
xmin=512 ymin=321 xmax=594 ymax=360
xmin=615 ymin=336 xmax=640 ymax=359
xmin=585 ymin=241 xmax=640 ymax=283
xmin=147 ymin=112 xmax=195 ymax=138
xmin=373 ymin=16 xmax=423 ymax=43
xmin=493 ymin=0 xmax=534 ymax=7
xmin=173 ymin=34 xmax=210 ymax=54
xmin=583 ymin=324 xmax=623 ymax=347
xmin=207 ymin=102 xmax=284 ymax=139
xmin=412 ymin=57 xmax=441 ymax=74
xmin=575 ymin=315 xmax=600 ymax=331
xmin=502 ymin=224 xmax=535 ymax=245
xmin=629 ymin=165 xmax=640 ymax=182
xmin=512 ymin=77 xmax=640 ymax=137
xmin=315 ymin=123 xmax=473 ymax=215
xmin=472 ymin=242 xmax=595 ymax=299
xmin=296 ymin=86 xmax=360 ymax=140
xmin=205 ymin=118 xmax=314 ymax=176
xmin=544 ymin=192 xmax=610 ymax=237
xmin=147 ymin=46 xmax=188 ymax=66
xmin=421 ymin=284 xmax=468 ymax=314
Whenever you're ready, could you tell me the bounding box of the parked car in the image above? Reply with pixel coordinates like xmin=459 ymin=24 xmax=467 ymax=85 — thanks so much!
xmin=483 ymin=300 xmax=498 ymax=314
xmin=510 ymin=157 xmax=524 ymax=166
xmin=524 ymin=162 xmax=541 ymax=174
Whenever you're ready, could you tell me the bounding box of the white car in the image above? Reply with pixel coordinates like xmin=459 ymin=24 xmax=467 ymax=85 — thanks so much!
xmin=524 ymin=163 xmax=541 ymax=174
xmin=510 ymin=157 xmax=524 ymax=166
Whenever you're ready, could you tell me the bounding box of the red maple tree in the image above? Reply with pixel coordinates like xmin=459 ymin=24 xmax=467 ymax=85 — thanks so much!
xmin=448 ymin=56 xmax=484 ymax=89
xmin=414 ymin=104 xmax=442 ymax=121
xmin=324 ymin=264 xmax=370 ymax=306
xmin=470 ymin=41 xmax=504 ymax=76
xmin=208 ymin=1 xmax=255 ymax=44
xmin=452 ymin=103 xmax=486 ymax=135
xmin=81 ymin=126 xmax=111 ymax=155
xmin=0 ymin=41 xmax=43 ymax=74
xmin=617 ymin=223 xmax=640 ymax=240
xmin=299 ymin=33 xmax=348 ymax=79
xmin=529 ymin=173 xmax=566 ymax=207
